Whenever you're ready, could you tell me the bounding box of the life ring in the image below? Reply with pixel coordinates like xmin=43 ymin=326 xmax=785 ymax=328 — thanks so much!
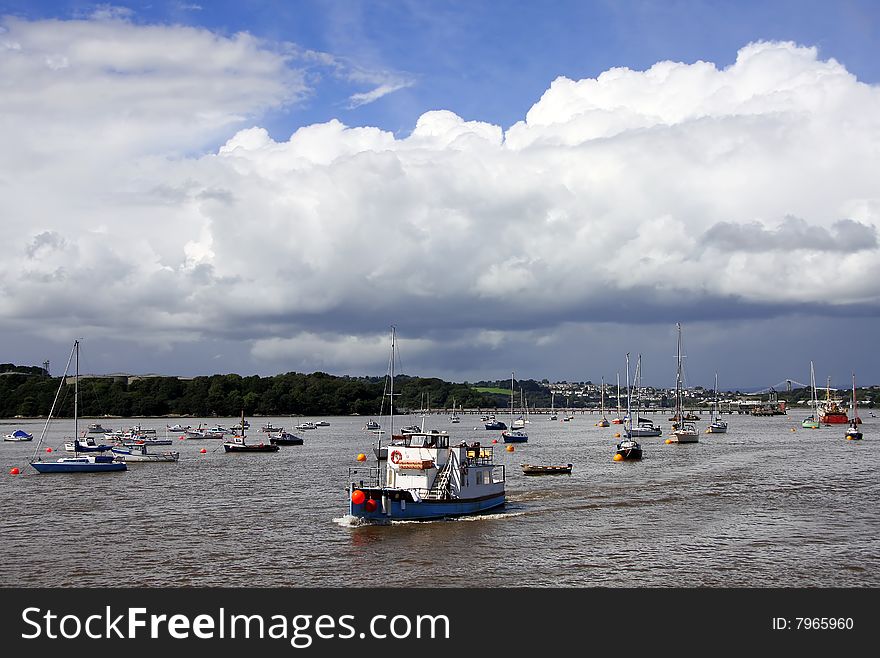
xmin=390 ymin=450 xmax=403 ymax=464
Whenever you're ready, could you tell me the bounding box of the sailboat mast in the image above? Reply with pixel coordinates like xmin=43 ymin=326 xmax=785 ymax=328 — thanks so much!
xmin=510 ymin=371 xmax=515 ymax=424
xmin=74 ymin=339 xmax=79 ymax=453
xmin=675 ymin=323 xmax=683 ymax=418
xmin=852 ymin=372 xmax=857 ymax=422
xmin=625 ymin=354 xmax=632 ymax=433
xmin=389 ymin=325 xmax=395 ymax=438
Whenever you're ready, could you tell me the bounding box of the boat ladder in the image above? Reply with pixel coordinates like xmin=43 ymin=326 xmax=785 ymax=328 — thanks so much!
xmin=426 ymin=454 xmax=456 ymax=500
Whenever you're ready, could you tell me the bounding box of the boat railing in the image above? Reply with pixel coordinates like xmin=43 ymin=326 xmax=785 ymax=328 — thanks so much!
xmin=348 ymin=466 xmax=380 ymax=489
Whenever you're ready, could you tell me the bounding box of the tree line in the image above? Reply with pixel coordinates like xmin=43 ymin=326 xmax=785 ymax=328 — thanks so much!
xmin=0 ymin=369 xmax=526 ymax=418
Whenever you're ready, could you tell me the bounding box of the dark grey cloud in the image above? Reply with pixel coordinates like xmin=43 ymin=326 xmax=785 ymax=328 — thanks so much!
xmin=702 ymin=216 xmax=877 ymax=253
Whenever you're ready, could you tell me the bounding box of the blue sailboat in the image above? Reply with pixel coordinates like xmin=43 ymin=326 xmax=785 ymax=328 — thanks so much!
xmin=29 ymin=340 xmax=127 ymax=474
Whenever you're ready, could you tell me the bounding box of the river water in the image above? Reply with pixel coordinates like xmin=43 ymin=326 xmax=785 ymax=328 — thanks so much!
xmin=1 ymin=410 xmax=877 ymax=587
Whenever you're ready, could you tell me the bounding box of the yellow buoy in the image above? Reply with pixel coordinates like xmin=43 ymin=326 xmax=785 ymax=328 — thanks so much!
xmin=506 ymin=445 xmax=515 ymax=452
xmin=613 ymin=453 xmax=623 ymax=461
xmin=791 ymin=428 xmax=796 ymax=432
xmin=614 ymin=432 xmax=621 ymax=438
xmin=356 ymin=453 xmax=367 ymax=462
xmin=665 ymin=439 xmax=672 ymax=444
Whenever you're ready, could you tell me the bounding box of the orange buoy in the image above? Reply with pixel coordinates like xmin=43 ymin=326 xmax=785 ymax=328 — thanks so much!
xmin=613 ymin=453 xmax=623 ymax=462
xmin=505 ymin=445 xmax=515 ymax=452
xmin=364 ymin=499 xmax=378 ymax=513
xmin=200 ymin=448 xmax=207 ymax=454
xmin=356 ymin=453 xmax=367 ymax=462
xmin=665 ymin=439 xmax=672 ymax=444
xmin=9 ymin=467 xmax=20 ymax=475
xmin=614 ymin=432 xmax=621 ymax=438
xmin=351 ymin=489 xmax=366 ymax=505
xmin=46 ymin=447 xmax=53 ymax=453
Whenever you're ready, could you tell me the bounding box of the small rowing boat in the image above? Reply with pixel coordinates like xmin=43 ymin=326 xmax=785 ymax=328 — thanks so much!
xmin=520 ymin=463 xmax=572 ymax=475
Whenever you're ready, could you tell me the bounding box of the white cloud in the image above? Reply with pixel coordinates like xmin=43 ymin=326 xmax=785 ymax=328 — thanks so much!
xmin=2 ymin=25 xmax=879 ymax=378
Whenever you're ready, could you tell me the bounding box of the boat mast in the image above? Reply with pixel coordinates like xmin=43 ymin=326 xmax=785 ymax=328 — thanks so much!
xmin=713 ymin=372 xmax=719 ymax=421
xmin=74 ymin=339 xmax=79 ymax=455
xmin=510 ymin=371 xmax=515 ymax=426
xmin=624 ymin=354 xmax=632 ymax=435
xmin=389 ymin=325 xmax=395 ymax=439
xmin=616 ymin=372 xmax=621 ymax=417
xmin=851 ymin=372 xmax=857 ymax=424
xmin=675 ymin=323 xmax=683 ymax=420
xmin=31 ymin=342 xmax=77 ymax=462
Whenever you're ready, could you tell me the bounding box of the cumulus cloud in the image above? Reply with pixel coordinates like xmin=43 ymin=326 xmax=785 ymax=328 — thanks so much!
xmin=2 ymin=25 xmax=879 ymax=379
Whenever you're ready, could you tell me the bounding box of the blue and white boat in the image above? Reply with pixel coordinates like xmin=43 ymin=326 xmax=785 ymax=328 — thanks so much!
xmin=4 ymin=429 xmax=33 ymax=442
xmin=64 ymin=436 xmax=112 ymax=452
xmin=29 ymin=340 xmax=127 ymax=474
xmin=348 ymin=327 xmax=505 ymax=522
xmin=501 ymin=429 xmax=528 ymax=443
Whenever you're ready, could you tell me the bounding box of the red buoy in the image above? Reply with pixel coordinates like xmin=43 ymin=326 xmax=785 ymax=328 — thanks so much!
xmin=9 ymin=467 xmax=20 ymax=475
xmin=46 ymin=447 xmax=53 ymax=453
xmin=364 ymin=499 xmax=378 ymax=513
xmin=351 ymin=489 xmax=366 ymax=505
xmin=200 ymin=448 xmax=207 ymax=454
xmin=492 ymin=439 xmax=497 ymax=444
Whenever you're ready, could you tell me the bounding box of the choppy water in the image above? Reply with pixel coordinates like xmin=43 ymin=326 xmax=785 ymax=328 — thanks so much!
xmin=1 ymin=411 xmax=877 ymax=587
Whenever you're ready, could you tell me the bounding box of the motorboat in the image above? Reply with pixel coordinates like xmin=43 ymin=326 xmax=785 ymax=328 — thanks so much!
xmin=349 ymin=328 xmax=505 ymax=521
xmin=4 ymin=429 xmax=33 ymax=442
xmin=111 ymin=445 xmax=179 ymax=463
xmin=269 ymin=431 xmax=304 ymax=446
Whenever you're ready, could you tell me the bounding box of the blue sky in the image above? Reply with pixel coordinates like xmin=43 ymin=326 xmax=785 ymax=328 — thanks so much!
xmin=1 ymin=1 xmax=879 ymax=388
xmin=6 ymin=1 xmax=878 ymax=136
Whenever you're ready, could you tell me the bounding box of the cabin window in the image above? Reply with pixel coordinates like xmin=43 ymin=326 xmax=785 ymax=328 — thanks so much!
xmin=409 ymin=436 xmax=425 ymax=447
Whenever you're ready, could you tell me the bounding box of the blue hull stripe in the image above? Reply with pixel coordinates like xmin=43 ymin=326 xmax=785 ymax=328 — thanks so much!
xmin=350 ymin=493 xmax=505 ymax=521
xmin=30 ymin=462 xmax=127 ymax=473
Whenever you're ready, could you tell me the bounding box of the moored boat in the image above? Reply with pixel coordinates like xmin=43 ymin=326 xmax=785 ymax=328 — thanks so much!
xmin=819 ymin=377 xmax=849 ymax=424
xmin=501 ymin=429 xmax=528 ymax=443
xmin=846 ymin=373 xmax=863 ymax=441
xmin=4 ymin=429 xmax=33 ymax=442
xmin=29 ymin=341 xmax=127 ymax=474
xmin=668 ymin=323 xmax=699 ymax=444
xmin=616 ymin=354 xmax=643 ymax=461
xmin=111 ymin=445 xmax=180 ymax=463
xmin=223 ymin=411 xmax=279 ymax=453
xmin=269 ymin=431 xmax=304 ymax=446
xmin=705 ymin=373 xmax=728 ymax=434
xmin=521 ymin=463 xmax=572 ymax=475
xmin=64 ymin=436 xmax=112 ymax=452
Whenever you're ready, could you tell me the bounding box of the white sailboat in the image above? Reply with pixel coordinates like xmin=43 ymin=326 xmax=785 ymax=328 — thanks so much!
xmin=669 ymin=323 xmax=698 ymax=443
xmin=627 ymin=355 xmax=662 ymax=437
xmin=616 ymin=353 xmax=643 ymax=460
xmin=549 ymin=390 xmax=557 ymax=421
xmin=846 ymin=373 xmax=863 ymax=441
xmin=802 ymin=362 xmax=820 ymax=429
xmin=706 ymin=372 xmax=728 ymax=434
xmin=596 ymin=376 xmax=610 ymax=427
xmin=449 ymin=397 xmax=460 ymax=423
xmin=30 ymin=340 xmax=127 ymax=473
xmin=502 ymin=372 xmax=528 ymax=442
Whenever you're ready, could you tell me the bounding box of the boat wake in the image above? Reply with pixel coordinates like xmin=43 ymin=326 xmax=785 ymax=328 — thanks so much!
xmin=334 ymin=510 xmax=523 ymax=527
xmin=334 ymin=515 xmax=388 ymax=528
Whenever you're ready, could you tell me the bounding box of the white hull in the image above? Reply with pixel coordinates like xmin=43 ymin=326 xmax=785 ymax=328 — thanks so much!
xmin=669 ymin=431 xmax=699 ymax=443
